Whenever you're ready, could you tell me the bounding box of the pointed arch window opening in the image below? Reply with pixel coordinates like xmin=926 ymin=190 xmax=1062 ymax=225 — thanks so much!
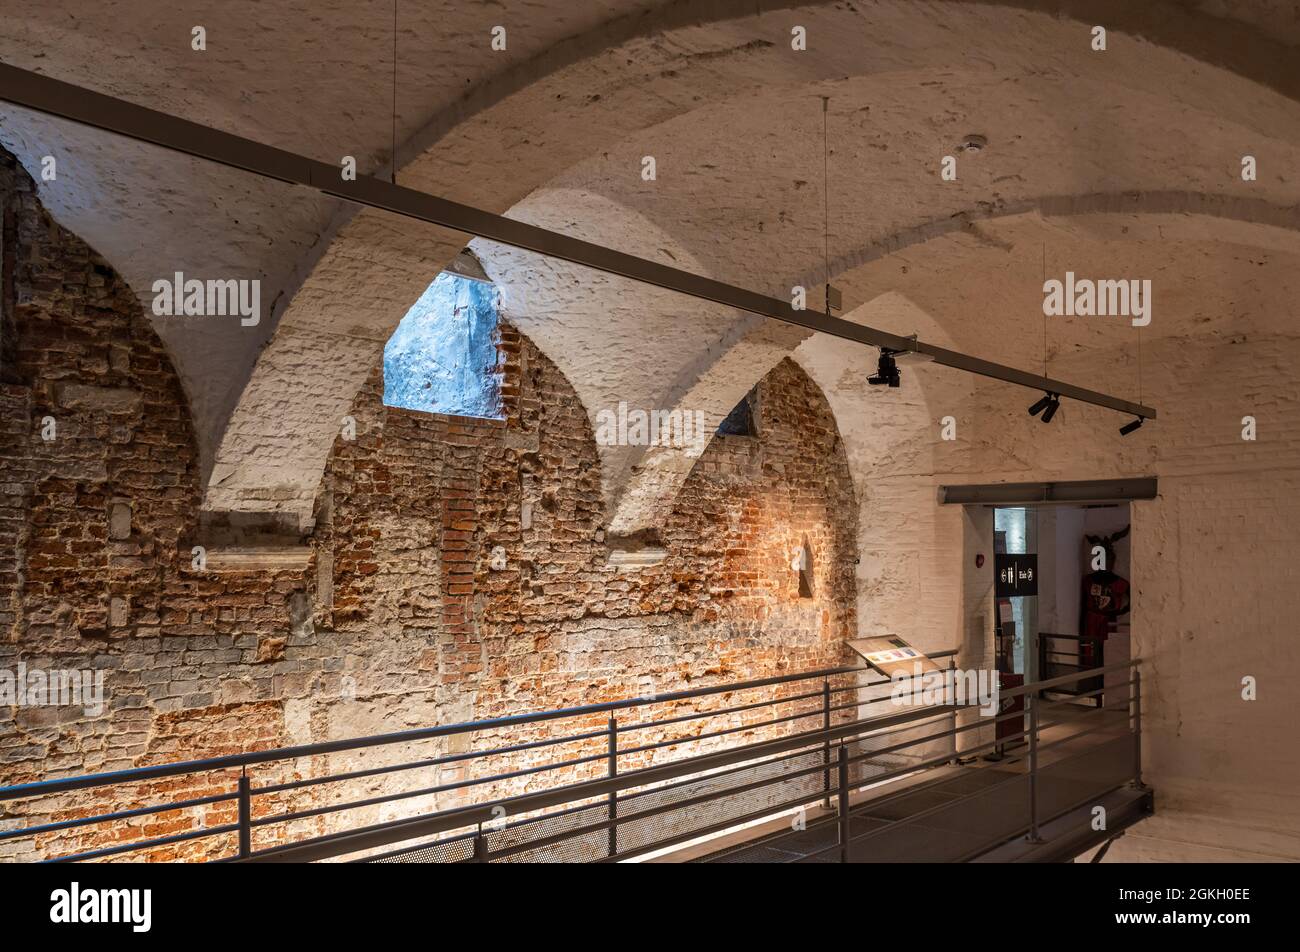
xmin=382 ymin=270 xmax=504 ymax=420
xmin=717 ymin=385 xmax=759 ymax=437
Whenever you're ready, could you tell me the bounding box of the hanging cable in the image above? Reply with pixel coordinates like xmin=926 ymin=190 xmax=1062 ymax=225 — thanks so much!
xmin=1042 ymin=241 xmax=1048 ymax=378
xmin=391 ymin=0 xmax=398 ymax=184
xmin=822 ymin=96 xmax=830 ymax=314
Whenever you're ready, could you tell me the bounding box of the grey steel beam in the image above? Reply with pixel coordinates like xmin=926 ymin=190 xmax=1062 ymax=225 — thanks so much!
xmin=0 ymin=61 xmax=1156 ymax=419
xmin=938 ymin=477 xmax=1158 ymax=506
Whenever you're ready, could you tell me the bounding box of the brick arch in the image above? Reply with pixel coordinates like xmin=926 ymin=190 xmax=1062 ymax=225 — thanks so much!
xmin=0 ymin=148 xmax=201 ymax=649
xmin=309 ymin=328 xmax=859 ymax=713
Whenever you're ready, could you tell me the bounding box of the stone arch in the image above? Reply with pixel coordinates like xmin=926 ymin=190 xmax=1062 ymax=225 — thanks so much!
xmin=600 ymin=191 xmax=1300 ymax=536
xmin=0 ymin=146 xmax=201 ymax=646
xmin=201 ymin=0 xmax=1300 ymax=535
xmin=793 ymin=294 xmax=970 ymax=649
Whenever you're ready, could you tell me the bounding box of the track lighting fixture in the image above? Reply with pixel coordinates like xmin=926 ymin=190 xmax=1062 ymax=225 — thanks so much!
xmin=1119 ymin=417 xmax=1144 ymax=436
xmin=868 ymin=349 xmax=902 ymax=388
xmin=1027 ymin=392 xmax=1059 ymax=422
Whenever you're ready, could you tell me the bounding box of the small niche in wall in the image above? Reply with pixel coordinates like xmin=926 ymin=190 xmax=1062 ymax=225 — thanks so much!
xmin=796 ymin=536 xmax=814 ymax=598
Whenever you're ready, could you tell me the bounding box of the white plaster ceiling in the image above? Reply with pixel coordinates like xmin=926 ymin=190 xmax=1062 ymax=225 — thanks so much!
xmin=1 ymin=0 xmax=1298 ymax=533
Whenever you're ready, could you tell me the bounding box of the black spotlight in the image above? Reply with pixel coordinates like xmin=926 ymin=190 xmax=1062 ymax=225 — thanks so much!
xmin=1027 ymin=392 xmax=1059 ymax=422
xmin=868 ymin=349 xmax=901 ymax=388
xmin=1119 ymin=416 xmax=1144 ymax=436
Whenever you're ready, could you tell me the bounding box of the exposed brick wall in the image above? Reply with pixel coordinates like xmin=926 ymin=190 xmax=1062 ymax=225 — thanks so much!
xmin=321 ymin=345 xmax=856 ymax=714
xmin=0 ymin=153 xmax=858 ymax=859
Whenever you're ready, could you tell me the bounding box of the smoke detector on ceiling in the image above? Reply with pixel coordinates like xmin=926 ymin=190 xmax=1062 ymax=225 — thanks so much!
xmin=958 ymin=134 xmax=988 ymax=154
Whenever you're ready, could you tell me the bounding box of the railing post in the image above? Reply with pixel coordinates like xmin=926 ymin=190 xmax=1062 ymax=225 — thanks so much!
xmin=1131 ymin=669 xmax=1145 ymax=789
xmin=1025 ymin=691 xmax=1042 ymax=843
xmin=948 ymin=657 xmax=960 ymax=765
xmin=822 ymin=679 xmax=832 ymax=809
xmin=473 ymin=826 xmax=489 ymax=863
xmin=607 ymin=716 xmax=618 ymax=858
xmin=237 ymin=770 xmax=251 ymax=859
xmin=837 ymin=744 xmax=851 ymax=863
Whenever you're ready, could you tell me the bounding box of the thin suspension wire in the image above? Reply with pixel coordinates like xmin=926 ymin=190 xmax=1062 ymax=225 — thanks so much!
xmin=822 ymin=96 xmax=830 ymax=313
xmin=1042 ymin=241 xmax=1048 ymax=378
xmin=1137 ymin=325 xmax=1143 ymax=404
xmin=391 ymin=0 xmax=398 ymax=184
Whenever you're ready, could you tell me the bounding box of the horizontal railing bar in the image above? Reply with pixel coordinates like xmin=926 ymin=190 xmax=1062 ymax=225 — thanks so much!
xmin=284 ymin=671 xmax=974 ymax=805
xmin=0 ymin=665 xmax=863 ymax=802
xmin=0 ymin=790 xmax=238 ymax=843
xmin=304 ymin=702 xmax=972 ymax=868
xmin=1038 ymin=687 xmax=1114 ymax=711
xmin=1036 ymin=680 xmax=1134 ymax=713
xmin=613 ymin=697 xmax=972 ymax=801
xmin=616 ymin=652 xmax=961 ymax=735
xmin=619 ymin=737 xmax=852 ymax=807
xmin=616 ymin=687 xmax=828 ymax=734
xmin=263 ymin=705 xmax=907 ymax=837
xmin=843 ymin=699 xmax=1039 ymax=765
xmin=487 ymin=758 xmax=834 ymax=862
xmin=311 ymin=687 xmax=970 ymax=835
xmin=251 ymin=749 xmax=612 ymax=830
xmin=616 ymin=759 xmax=830 ymax=830
xmin=253 ymin=724 xmax=611 ymax=796
xmin=494 ymin=740 xmax=858 ymax=863
xmin=1000 ymin=659 xmax=1140 ymax=700
xmin=257 ymin=696 xmax=971 ymax=857
xmin=238 ymin=705 xmax=954 ymax=862
xmin=841 ymin=718 xmax=993 ymax=776
xmin=45 ymin=822 xmax=241 ymax=864
xmin=615 ymin=706 xmax=831 ymax=760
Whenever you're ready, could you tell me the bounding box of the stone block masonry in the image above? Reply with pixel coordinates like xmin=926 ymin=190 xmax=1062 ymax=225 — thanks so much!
xmin=0 ymin=148 xmax=857 ymax=859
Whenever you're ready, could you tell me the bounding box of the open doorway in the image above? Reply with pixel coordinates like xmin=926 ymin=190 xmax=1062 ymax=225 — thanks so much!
xmin=993 ymin=503 xmax=1132 ymax=702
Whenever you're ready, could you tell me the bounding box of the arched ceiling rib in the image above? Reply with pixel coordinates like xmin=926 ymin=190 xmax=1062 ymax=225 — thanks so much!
xmin=2 ymin=1 xmax=1299 ymax=534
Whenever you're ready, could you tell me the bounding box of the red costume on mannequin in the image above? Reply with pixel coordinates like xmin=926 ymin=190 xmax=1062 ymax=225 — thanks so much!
xmin=1081 ymin=570 xmax=1129 ymax=638
xmin=1079 ymin=527 xmax=1130 ymax=666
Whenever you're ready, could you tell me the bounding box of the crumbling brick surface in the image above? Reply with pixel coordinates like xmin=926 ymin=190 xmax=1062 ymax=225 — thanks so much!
xmin=0 ymin=152 xmax=857 ymax=859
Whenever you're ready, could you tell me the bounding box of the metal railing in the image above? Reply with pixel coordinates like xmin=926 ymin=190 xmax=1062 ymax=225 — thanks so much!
xmin=0 ymin=651 xmax=1144 ymax=863
xmin=1039 ymin=631 xmax=1106 ymax=707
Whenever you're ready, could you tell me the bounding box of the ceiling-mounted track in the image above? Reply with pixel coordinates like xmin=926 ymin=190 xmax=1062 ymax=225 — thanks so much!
xmin=0 ymin=61 xmax=1155 ymax=420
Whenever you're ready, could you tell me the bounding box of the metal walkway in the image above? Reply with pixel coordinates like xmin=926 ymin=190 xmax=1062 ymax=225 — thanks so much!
xmin=695 ymin=740 xmax=1152 ymax=863
xmin=0 ymin=656 xmax=1151 ymax=863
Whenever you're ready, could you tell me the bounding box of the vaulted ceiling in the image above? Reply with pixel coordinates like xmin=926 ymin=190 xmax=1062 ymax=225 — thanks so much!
xmin=2 ymin=0 xmax=1298 ymax=535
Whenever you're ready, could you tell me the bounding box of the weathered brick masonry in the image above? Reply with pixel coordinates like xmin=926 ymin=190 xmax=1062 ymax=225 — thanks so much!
xmin=0 ymin=152 xmax=857 ymax=858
